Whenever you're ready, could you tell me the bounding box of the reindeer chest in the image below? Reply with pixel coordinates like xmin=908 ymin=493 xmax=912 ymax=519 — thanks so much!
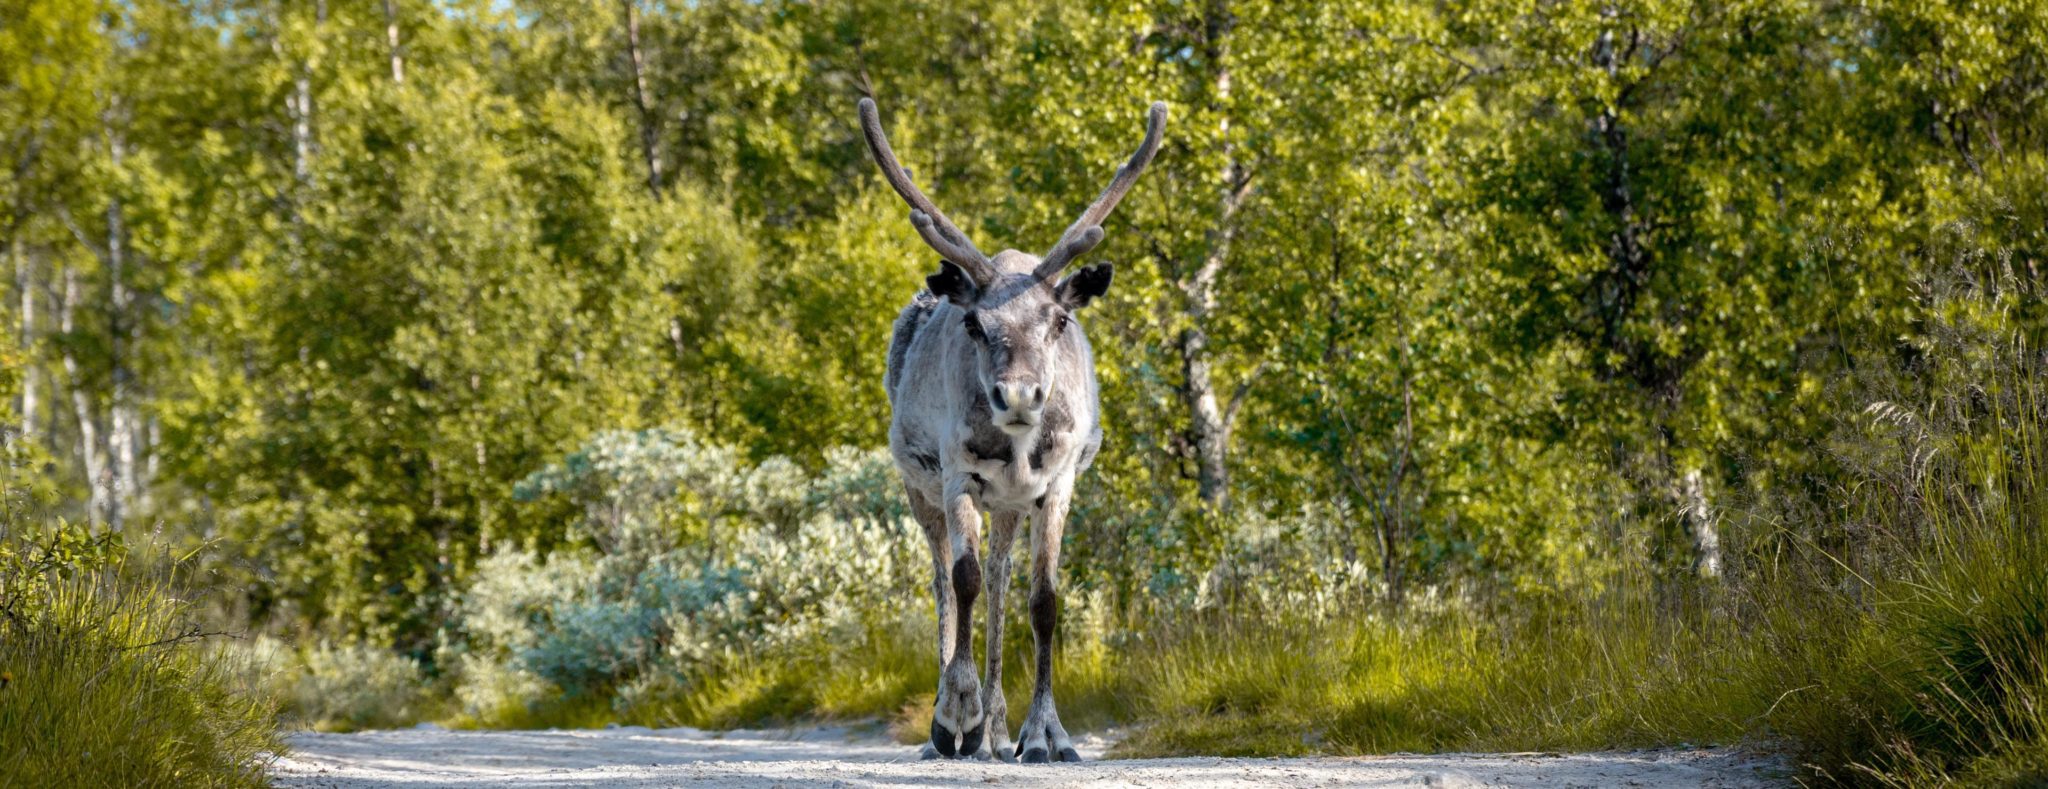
xmin=958 ymin=408 xmax=1077 ymax=509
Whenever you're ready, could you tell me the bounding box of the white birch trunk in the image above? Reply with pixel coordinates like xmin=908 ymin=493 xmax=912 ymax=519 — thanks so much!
xmin=1178 ymin=11 xmax=1244 ymax=512
xmin=60 ymin=266 xmax=106 ymax=526
xmin=12 ymin=237 xmax=35 ymax=440
xmin=621 ymin=0 xmax=664 ymax=199
xmin=383 ymin=0 xmax=405 ymax=85
xmin=1681 ymin=467 xmax=1720 ymax=579
xmin=103 ymin=101 xmax=134 ymax=531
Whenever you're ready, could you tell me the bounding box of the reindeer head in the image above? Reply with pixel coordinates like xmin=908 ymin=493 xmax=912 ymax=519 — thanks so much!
xmin=860 ymin=97 xmax=1166 ymax=434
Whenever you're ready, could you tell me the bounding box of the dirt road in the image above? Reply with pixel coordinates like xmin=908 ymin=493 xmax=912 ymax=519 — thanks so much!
xmin=270 ymin=725 xmax=1790 ymax=787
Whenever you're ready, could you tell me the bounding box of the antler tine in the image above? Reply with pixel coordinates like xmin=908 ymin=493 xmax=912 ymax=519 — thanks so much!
xmin=858 ymin=98 xmax=993 ymax=280
xmin=1034 ymin=226 xmax=1103 ymax=280
xmin=1037 ymin=101 xmax=1169 ymax=281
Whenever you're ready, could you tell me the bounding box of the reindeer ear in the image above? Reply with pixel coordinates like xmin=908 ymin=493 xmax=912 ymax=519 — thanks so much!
xmin=927 ymin=260 xmax=981 ymax=306
xmin=1055 ymin=263 xmax=1113 ymax=309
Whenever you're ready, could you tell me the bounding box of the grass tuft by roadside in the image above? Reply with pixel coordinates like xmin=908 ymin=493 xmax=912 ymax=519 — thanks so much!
xmin=0 ymin=526 xmax=282 ymax=788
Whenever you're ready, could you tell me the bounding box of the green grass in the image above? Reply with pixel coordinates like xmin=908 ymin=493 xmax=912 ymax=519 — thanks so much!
xmin=0 ymin=539 xmax=282 ymax=787
xmin=1096 ymin=602 xmax=1739 ymax=758
xmin=1757 ymin=486 xmax=2048 ymax=786
xmin=1098 ymin=539 xmax=2042 ymax=786
xmin=1105 ymin=404 xmax=2047 ymax=788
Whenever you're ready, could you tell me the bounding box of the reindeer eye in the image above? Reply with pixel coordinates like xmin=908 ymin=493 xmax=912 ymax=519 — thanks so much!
xmin=962 ymin=313 xmax=986 ymax=341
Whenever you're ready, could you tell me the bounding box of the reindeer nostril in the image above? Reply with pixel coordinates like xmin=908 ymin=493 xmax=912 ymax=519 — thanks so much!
xmin=1031 ymin=385 xmax=1046 ymax=406
xmin=990 ymin=386 xmax=1008 ymax=411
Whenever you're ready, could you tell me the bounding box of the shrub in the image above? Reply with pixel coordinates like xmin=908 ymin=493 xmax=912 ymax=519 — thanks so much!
xmin=451 ymin=429 xmax=928 ymax=726
xmin=262 ymin=638 xmax=435 ymax=732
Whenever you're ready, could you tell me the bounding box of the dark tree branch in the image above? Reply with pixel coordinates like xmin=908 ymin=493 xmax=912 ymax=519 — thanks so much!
xmin=125 ymin=626 xmax=242 ymax=651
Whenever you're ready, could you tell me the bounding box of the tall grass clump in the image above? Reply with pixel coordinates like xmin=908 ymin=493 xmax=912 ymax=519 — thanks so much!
xmin=0 ymin=524 xmax=282 ymax=787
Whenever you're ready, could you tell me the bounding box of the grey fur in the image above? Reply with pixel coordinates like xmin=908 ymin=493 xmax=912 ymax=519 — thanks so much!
xmin=885 ymin=291 xmax=940 ymax=398
xmin=863 ymin=98 xmax=1167 ymax=762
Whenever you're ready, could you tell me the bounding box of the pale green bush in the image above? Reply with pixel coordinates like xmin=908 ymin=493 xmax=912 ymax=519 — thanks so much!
xmin=448 ymin=652 xmax=552 ymax=723
xmin=453 ymin=426 xmax=922 ymax=721
xmin=1194 ymin=502 xmax=1377 ymax=615
xmin=267 ymin=638 xmax=433 ymax=731
xmin=805 ymin=445 xmax=909 ymax=532
xmin=660 ymin=513 xmax=924 ymax=667
xmin=458 ymin=549 xmax=597 ymax=654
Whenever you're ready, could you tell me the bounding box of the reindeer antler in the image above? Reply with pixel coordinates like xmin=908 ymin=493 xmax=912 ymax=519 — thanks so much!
xmin=1036 ymin=101 xmax=1169 ymax=281
xmin=858 ymin=98 xmax=994 ymax=283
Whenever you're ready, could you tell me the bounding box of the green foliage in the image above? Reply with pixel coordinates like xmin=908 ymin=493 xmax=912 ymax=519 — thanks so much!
xmin=1120 ymin=251 xmax=2048 ymax=787
xmin=5 ymin=1 xmax=2048 ymax=784
xmin=4 ymin=0 xmax=2037 ymax=635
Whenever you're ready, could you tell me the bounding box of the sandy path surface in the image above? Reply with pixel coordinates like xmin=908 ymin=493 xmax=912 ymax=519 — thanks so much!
xmin=271 ymin=725 xmax=1790 ymax=788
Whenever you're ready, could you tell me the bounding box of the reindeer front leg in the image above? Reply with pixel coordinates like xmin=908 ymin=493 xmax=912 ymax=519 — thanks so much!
xmin=906 ymin=486 xmax=958 ymax=761
xmin=979 ymin=512 xmax=1022 ymax=761
xmin=929 ymin=473 xmax=986 ymax=758
xmin=1016 ymin=478 xmax=1081 ymax=763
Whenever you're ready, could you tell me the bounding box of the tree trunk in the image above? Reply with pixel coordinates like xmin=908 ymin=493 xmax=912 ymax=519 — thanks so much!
xmin=60 ymin=266 xmax=106 ymax=527
xmin=1591 ymin=27 xmax=1649 ymax=353
xmin=620 ymin=0 xmax=664 ymax=200
xmin=1680 ymin=467 xmax=1720 ymax=578
xmin=1590 ymin=21 xmax=1718 ymax=582
xmin=1176 ymin=2 xmax=1245 ymax=513
xmin=103 ymin=101 xmax=134 ymax=531
xmin=291 ymin=70 xmax=313 ymax=186
xmin=1327 ymin=278 xmax=1420 ymax=607
xmin=291 ymin=1 xmax=324 ymax=188
xmin=1380 ymin=309 xmax=1418 ymax=605
xmin=383 ymin=0 xmax=405 ymax=85
xmin=13 ymin=236 xmax=35 ymax=439
xmin=284 ymin=0 xmax=323 ymax=275
xmin=1179 ymin=321 xmax=1230 ymax=510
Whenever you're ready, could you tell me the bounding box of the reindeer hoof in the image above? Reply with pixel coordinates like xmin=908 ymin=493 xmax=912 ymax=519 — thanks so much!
xmin=929 ymin=719 xmax=957 ymax=758
xmin=1058 ymin=747 xmax=1082 ymax=763
xmin=1021 ymin=746 xmax=1051 ymax=764
xmin=958 ymin=723 xmax=984 ymax=759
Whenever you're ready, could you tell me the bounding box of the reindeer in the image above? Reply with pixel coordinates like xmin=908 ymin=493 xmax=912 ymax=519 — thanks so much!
xmin=860 ymin=96 xmax=1166 ymax=763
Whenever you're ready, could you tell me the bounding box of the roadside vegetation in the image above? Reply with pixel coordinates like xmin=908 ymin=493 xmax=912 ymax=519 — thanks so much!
xmin=7 ymin=2 xmax=2048 ymax=787
xmin=0 ymin=521 xmax=280 ymax=787
xmin=248 ymin=252 xmax=2046 ymax=786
